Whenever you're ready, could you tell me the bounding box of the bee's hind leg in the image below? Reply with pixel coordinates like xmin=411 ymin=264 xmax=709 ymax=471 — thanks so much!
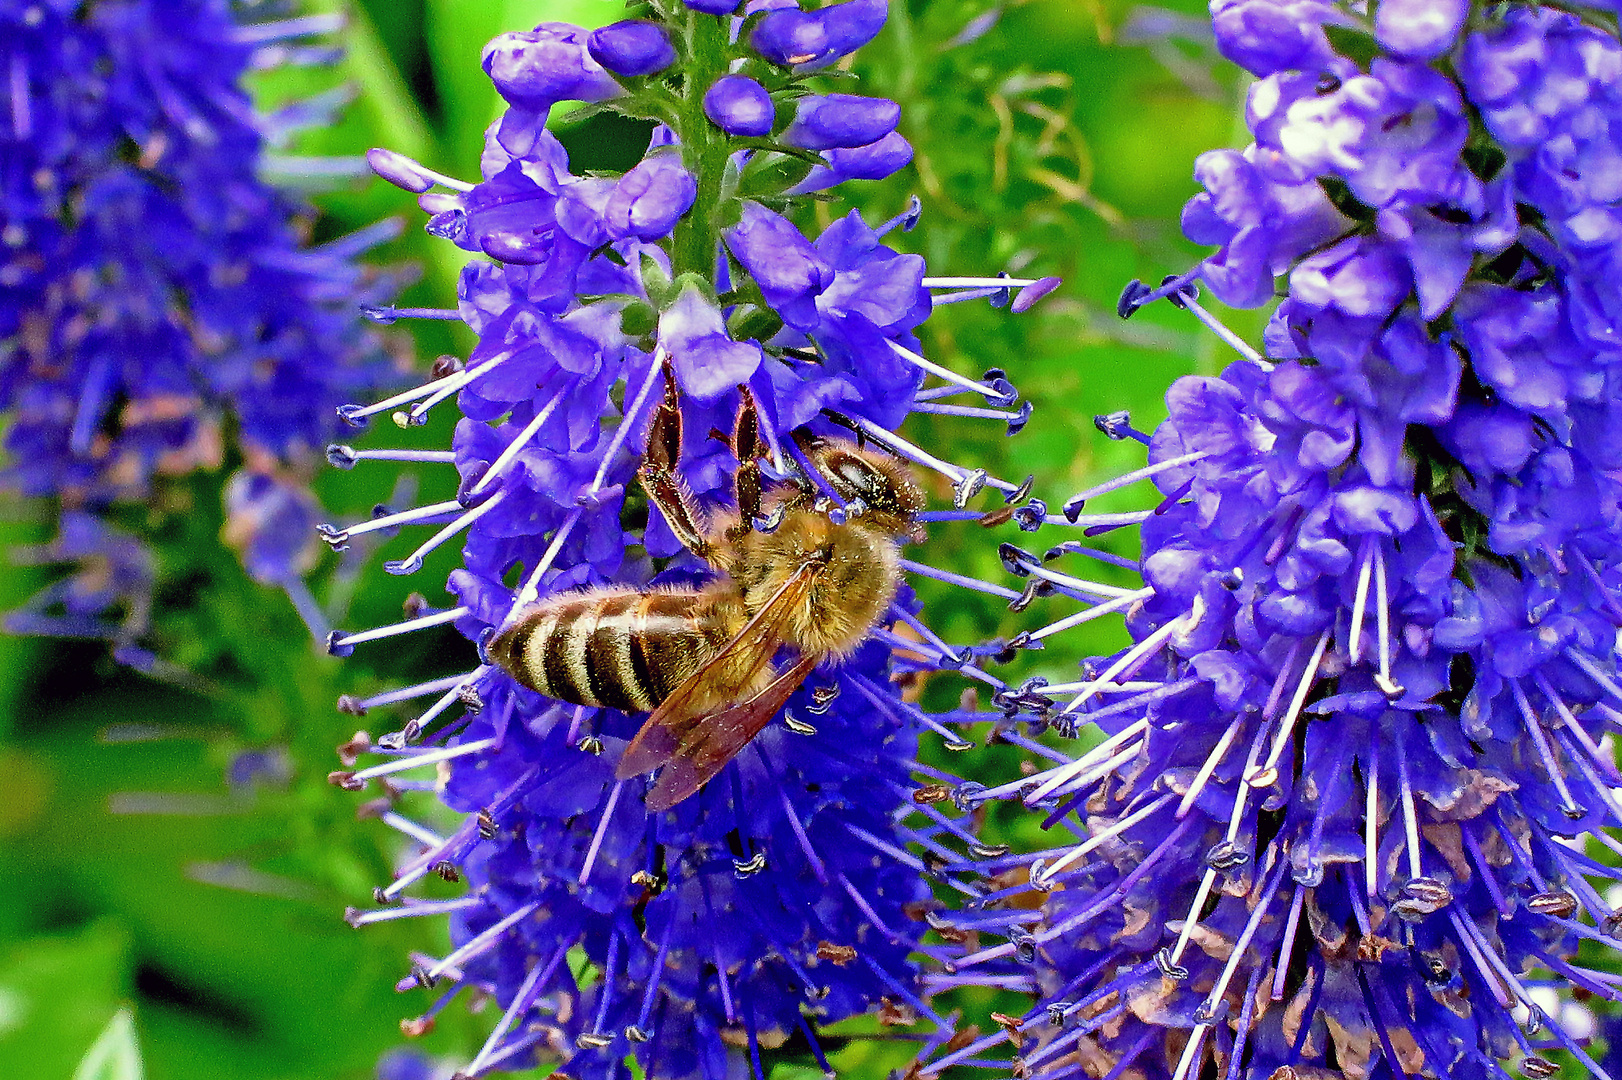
xmin=639 ymin=361 xmax=719 ymax=565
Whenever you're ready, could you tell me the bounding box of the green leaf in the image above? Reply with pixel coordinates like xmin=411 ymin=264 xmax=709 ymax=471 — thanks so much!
xmin=0 ymin=922 xmax=130 ymax=1080
xmin=73 ymin=1009 xmax=142 ymax=1080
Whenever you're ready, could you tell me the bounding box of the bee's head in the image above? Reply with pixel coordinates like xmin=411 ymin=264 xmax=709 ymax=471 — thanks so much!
xmin=796 ymin=434 xmax=925 ymax=536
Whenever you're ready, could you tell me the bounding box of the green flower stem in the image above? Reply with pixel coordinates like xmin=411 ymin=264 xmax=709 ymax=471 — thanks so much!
xmin=672 ymin=9 xmax=732 ymax=282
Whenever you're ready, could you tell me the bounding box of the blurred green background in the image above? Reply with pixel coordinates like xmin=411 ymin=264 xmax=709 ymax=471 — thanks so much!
xmin=0 ymin=1 xmax=1246 ymax=1077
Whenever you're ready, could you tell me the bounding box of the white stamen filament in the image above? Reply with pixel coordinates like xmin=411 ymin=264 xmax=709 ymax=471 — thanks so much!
xmin=1512 ymin=680 xmax=1584 ymax=814
xmin=513 ymin=510 xmax=583 ymax=611
xmin=589 ymin=352 xmax=666 ymax=492
xmin=887 ymin=340 xmax=1004 ymax=399
xmin=1177 ymin=716 xmax=1243 ymax=819
xmin=350 ymin=737 xmax=497 ymax=783
xmin=849 ymin=415 xmax=1020 ymax=494
xmin=922 ymin=276 xmax=1045 ymax=288
xmin=400 ymin=354 xmax=507 ymax=425
xmin=470 ymin=390 xmax=567 ymax=495
xmin=577 ymin=780 xmax=625 ymax=885
xmin=1178 ymin=293 xmax=1273 ymax=370
xmin=1348 ymin=536 xmax=1374 ymax=665
xmin=1365 ymin=742 xmax=1380 ymax=901
xmin=1537 ymin=671 xmax=1617 ymax=779
xmin=1063 ymin=451 xmax=1210 ymax=507
xmin=233 ymin=13 xmax=344 ymax=44
xmin=977 ymin=719 xmax=1148 ymax=802
xmin=1374 ymin=544 xmax=1395 ymax=692
xmin=423 ymin=901 xmax=540 ymax=981
xmin=1272 ymin=886 xmax=1306 ymax=1000
xmin=1398 ymin=739 xmax=1424 ymax=880
xmin=1028 ymin=588 xmax=1155 ymax=642
xmin=1021 ymin=561 xmax=1139 ymax=600
xmin=341 ymin=448 xmax=459 ymax=464
xmin=331 ymin=605 xmax=469 ymax=650
xmin=1034 ymin=793 xmax=1175 ymax=885
xmin=381 ymin=811 xmax=445 ymax=848
xmin=340 ymin=498 xmax=462 ymax=540
xmin=1061 ymin=615 xmax=1187 ymax=714
xmin=1169 ymin=732 xmax=1265 ymax=967
xmin=466 ymin=952 xmax=553 ymax=1074
xmin=1252 ymin=629 xmax=1331 ymax=784
xmin=392 ymin=491 xmax=508 ymax=573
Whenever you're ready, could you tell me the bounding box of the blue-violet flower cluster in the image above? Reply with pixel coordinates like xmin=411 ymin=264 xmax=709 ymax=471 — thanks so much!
xmin=0 ymin=0 xmax=396 ymax=655
xmin=935 ymin=4 xmax=1622 ymax=1079
xmin=325 ymin=3 xmax=1057 ymax=1077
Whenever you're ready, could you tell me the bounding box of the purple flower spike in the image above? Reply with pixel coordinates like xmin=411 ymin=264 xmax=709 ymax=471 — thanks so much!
xmin=481 ymin=24 xmax=622 ymax=112
xmin=701 ymin=75 xmax=775 ymax=137
xmin=658 ymin=284 xmax=764 ymax=400
xmin=751 ymin=0 xmax=889 ymax=70
xmin=603 ymin=154 xmax=697 ymax=242
xmin=586 ymin=20 xmax=677 ymax=78
xmin=681 ymin=0 xmax=739 ymax=14
xmin=1375 ymin=0 xmax=1468 ymax=60
xmin=783 ymin=93 xmax=901 ymax=151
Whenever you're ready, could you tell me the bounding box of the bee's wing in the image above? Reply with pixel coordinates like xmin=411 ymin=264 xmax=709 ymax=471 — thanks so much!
xmin=615 ymin=560 xmax=822 ymax=794
xmin=642 ymin=652 xmax=818 ymax=811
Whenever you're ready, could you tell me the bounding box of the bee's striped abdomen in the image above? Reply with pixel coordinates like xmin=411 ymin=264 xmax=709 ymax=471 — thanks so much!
xmin=489 ymin=588 xmax=717 ymax=713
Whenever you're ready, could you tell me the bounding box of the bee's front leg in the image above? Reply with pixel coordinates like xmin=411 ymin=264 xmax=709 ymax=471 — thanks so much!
xmin=639 ymin=360 xmax=719 ymax=565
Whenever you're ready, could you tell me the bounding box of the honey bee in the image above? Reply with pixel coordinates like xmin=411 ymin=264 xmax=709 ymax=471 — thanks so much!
xmin=487 ymin=365 xmax=924 ymax=810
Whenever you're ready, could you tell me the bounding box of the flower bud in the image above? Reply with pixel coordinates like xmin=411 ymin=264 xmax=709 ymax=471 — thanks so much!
xmin=702 ymin=75 xmax=776 ymax=137
xmin=783 ymin=94 xmax=900 ymax=151
xmin=481 ymin=23 xmax=622 ymax=112
xmin=586 ymin=20 xmax=677 ymax=77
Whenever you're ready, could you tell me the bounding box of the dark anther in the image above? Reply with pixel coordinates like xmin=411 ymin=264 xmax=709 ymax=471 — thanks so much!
xmin=1219 ymin=568 xmax=1244 ymax=590
xmin=816 ymin=941 xmax=858 ymax=965
xmin=977 ymin=505 xmax=1015 ymax=528
xmin=952 ymin=781 xmax=987 ymax=811
xmin=1061 ymin=493 xmax=1086 ymax=522
xmin=458 ymin=684 xmax=484 ymax=713
xmin=920 ymin=850 xmax=949 ymax=877
xmin=328 ymin=770 xmax=364 ymax=791
xmin=1562 ymin=801 xmax=1589 ymax=820
xmin=326 ymin=444 xmax=359 ymax=469
xmin=782 ymin=712 xmax=817 ymax=735
xmin=629 ymin=869 xmax=666 ymax=895
xmin=403 ymin=593 xmax=431 ymax=617
xmin=1012 ymin=932 xmax=1037 ymax=964
xmin=1005 ymin=400 xmax=1034 ymax=436
xmin=343 ymin=907 xmax=366 ymax=928
xmin=1046 ymin=1001 xmax=1072 ymax=1027
xmin=807 ymin=684 xmax=840 ymax=714
xmin=969 ymin=842 xmax=1010 ymax=859
xmin=1116 ymin=279 xmax=1151 ymax=319
xmin=953 ymin=468 xmax=989 ymax=509
xmin=1094 ymin=410 xmax=1135 ymax=440
xmin=577 ymin=734 xmax=605 ymax=755
xmin=477 ymin=809 xmax=498 ymax=840
xmin=1027 ymin=859 xmax=1053 ymax=892
xmin=1602 ymin=910 xmax=1622 ymax=936
xmin=429 ymin=354 xmax=464 ymax=379
xmin=336 ymin=730 xmax=371 ymax=765
xmin=360 ymin=304 xmax=398 ymax=325
xmin=1392 ymin=876 xmax=1452 ymax=920
xmin=575 ymin=1033 xmax=614 ymax=1050
xmin=1417 ymin=951 xmax=1451 ymax=985
xmin=1005 ymin=631 xmax=1039 ymax=654
xmin=1204 ymin=840 xmax=1251 ymax=873
xmin=999 ymin=543 xmax=1038 ymax=577
xmin=942 ymin=734 xmax=974 ymax=751
xmin=1315 ymin=73 xmax=1343 ymax=95
xmin=1161 ymin=274 xmax=1197 ymax=309
xmin=901 ymin=195 xmax=923 ymax=231
xmin=373 ymin=886 xmax=392 ymax=905
xmin=733 ymin=851 xmax=767 ymax=877
xmin=1013 ymin=499 xmax=1047 ymax=532
xmin=355 ymin=797 xmax=391 ymax=820
xmin=1004 ymin=474 xmax=1036 ymax=505
xmin=1154 ymin=947 xmax=1189 ymax=982
xmin=400 ymin=1016 xmax=434 ymax=1038
xmin=476 ymin=625 xmax=496 ymax=665
xmin=1009 ymin=580 xmax=1048 ymax=614
xmin=1521 ymin=1003 xmax=1546 ymax=1036
xmin=316 ymin=524 xmax=350 ymax=552
xmin=1192 ymin=999 xmax=1229 ymax=1026
xmin=337 ymin=694 xmax=367 ymax=717
xmin=980 ymin=368 xmax=1019 ymax=408
xmin=432 ymin=861 xmax=460 ymax=882
xmin=376 ymin=729 xmax=408 ymax=751
xmin=411 ymin=965 xmax=439 ymax=989
xmin=456 ymin=464 xmax=499 ymax=509
xmin=1520 ymin=1057 xmax=1558 ymax=1078
xmin=624 ymin=1026 xmax=651 ymax=1043
xmin=336 ymin=403 xmax=370 ymax=429
xmin=913 ymin=783 xmax=952 ymax=805
xmin=1527 ymin=890 xmax=1577 ymax=919
xmin=988 ymin=270 xmax=1013 ymax=309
